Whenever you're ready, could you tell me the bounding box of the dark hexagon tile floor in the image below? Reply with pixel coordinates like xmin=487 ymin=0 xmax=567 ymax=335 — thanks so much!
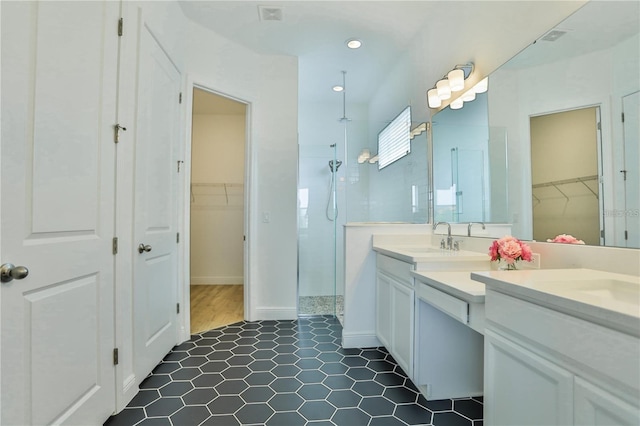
xmin=105 ymin=316 xmax=483 ymax=425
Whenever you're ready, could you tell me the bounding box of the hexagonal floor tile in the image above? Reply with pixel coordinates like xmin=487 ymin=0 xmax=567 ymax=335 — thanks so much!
xmin=299 ymin=400 xmax=336 ymax=421
xmin=326 ymin=389 xmax=362 ymax=408
xmin=267 ymin=392 xmax=304 ymax=411
xmin=104 ymin=317 xmax=484 ymax=426
xmin=359 ymin=396 xmax=395 ymax=416
xmin=207 ymin=395 xmax=244 ymax=415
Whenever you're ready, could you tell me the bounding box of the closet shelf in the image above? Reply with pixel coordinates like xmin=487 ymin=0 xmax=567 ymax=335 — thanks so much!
xmin=191 ymin=182 xmax=244 ymax=206
xmin=532 ymin=175 xmax=599 ymax=203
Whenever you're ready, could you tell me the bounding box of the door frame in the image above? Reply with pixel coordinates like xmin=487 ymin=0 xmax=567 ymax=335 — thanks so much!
xmin=179 ymin=75 xmax=254 ymax=342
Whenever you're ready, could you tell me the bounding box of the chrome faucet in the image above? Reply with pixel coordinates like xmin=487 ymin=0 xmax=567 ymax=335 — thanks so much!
xmin=467 ymin=221 xmax=486 ymax=237
xmin=433 ymin=222 xmax=452 ymax=250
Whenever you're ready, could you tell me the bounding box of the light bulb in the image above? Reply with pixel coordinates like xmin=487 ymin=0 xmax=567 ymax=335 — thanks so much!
xmin=448 ymin=69 xmax=465 ymax=92
xmin=450 ymin=98 xmax=464 ymax=110
xmin=427 ymin=89 xmax=442 ymax=108
xmin=436 ymin=79 xmax=451 ymax=100
xmin=346 ymin=39 xmax=362 ymax=49
xmin=461 ymin=90 xmax=476 ymax=102
xmin=474 ymin=77 xmax=488 ymax=93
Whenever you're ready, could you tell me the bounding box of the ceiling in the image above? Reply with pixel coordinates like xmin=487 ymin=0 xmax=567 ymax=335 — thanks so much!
xmin=178 ymin=1 xmax=635 ymax=105
xmin=179 ymin=1 xmax=438 ymax=104
xmin=504 ymin=0 xmax=639 ymax=69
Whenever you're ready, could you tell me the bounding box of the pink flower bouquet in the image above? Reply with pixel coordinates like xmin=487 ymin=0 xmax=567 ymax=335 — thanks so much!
xmin=546 ymin=234 xmax=585 ymax=244
xmin=489 ymin=235 xmax=533 ymax=265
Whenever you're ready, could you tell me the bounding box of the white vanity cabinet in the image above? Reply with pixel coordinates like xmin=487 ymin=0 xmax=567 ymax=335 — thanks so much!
xmin=484 ymin=289 xmax=640 ymax=426
xmin=375 ymin=254 xmax=414 ymax=377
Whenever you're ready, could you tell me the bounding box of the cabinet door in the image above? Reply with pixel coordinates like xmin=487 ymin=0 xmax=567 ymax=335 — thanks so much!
xmin=391 ymin=280 xmax=414 ymax=376
xmin=485 ymin=329 xmax=573 ymax=426
xmin=574 ymin=376 xmax=640 ymax=425
xmin=376 ymin=272 xmax=392 ymax=349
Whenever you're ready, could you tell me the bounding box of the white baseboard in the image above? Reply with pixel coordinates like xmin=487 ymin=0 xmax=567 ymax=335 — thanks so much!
xmin=190 ymin=276 xmax=244 ymax=285
xmin=116 ymin=373 xmax=139 ymax=413
xmin=341 ymin=330 xmax=381 ymax=349
xmin=254 ymin=307 xmax=297 ymax=321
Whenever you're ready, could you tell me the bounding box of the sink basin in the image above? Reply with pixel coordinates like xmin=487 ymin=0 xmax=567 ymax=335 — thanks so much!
xmin=537 ymin=279 xmax=640 ymax=305
xmin=396 ymin=247 xmax=444 ymax=254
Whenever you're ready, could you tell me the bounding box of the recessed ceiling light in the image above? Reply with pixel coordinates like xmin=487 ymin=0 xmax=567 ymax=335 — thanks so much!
xmin=346 ymin=39 xmax=362 ymax=49
xmin=332 ymin=85 xmax=344 ymax=92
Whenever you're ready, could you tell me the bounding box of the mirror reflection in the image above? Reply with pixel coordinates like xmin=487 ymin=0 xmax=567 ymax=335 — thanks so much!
xmin=431 ymin=1 xmax=639 ymax=248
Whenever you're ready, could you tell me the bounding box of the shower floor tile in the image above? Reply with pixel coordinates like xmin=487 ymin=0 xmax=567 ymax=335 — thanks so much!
xmin=298 ymin=295 xmax=344 ymax=317
xmin=105 ymin=316 xmax=483 ymax=425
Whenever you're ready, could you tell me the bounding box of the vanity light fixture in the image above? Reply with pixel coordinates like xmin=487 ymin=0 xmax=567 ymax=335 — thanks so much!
xmin=346 ymin=38 xmax=362 ymax=49
xmin=427 ymin=63 xmax=490 ymax=110
xmin=332 ymin=85 xmax=344 ymax=92
xmin=357 ymin=149 xmax=380 ymax=165
xmin=357 ymin=148 xmax=371 ymax=164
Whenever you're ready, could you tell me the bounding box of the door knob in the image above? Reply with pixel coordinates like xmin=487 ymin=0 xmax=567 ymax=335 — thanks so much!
xmin=138 ymin=244 xmax=152 ymax=254
xmin=1 ymin=263 xmax=29 ymax=283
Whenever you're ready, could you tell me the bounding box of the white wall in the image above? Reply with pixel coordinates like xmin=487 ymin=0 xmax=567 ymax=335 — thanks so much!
xmin=184 ymin=20 xmax=299 ymax=320
xmin=190 ymin=113 xmax=245 ymax=285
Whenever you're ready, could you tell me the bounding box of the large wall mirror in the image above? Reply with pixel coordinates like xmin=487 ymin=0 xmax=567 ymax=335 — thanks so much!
xmin=431 ymin=1 xmax=639 ymax=248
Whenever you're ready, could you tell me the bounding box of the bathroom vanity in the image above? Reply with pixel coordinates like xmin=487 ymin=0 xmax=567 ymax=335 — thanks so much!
xmin=473 ymin=269 xmax=640 ymax=425
xmin=372 ymin=238 xmax=490 ymax=400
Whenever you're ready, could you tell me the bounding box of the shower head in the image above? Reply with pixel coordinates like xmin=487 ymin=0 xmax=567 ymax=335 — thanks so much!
xmin=328 ymin=160 xmax=342 ymax=172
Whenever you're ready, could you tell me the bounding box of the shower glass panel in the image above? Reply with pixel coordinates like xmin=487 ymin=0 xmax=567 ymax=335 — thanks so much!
xmin=451 ymin=147 xmax=485 ymax=223
xmin=297 ymin=143 xmax=341 ymax=317
xmin=297 ymin=103 xmax=430 ymax=322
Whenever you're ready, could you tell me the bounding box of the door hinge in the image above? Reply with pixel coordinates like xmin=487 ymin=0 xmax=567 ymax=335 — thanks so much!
xmin=177 ymin=160 xmax=183 ymax=173
xmin=117 ymin=18 xmax=123 ymax=37
xmin=622 ymin=112 xmax=625 ymax=123
xmin=179 ymin=92 xmax=183 ymax=104
xmin=113 ymin=348 xmax=119 ymax=365
xmin=601 ymin=229 xmax=605 ymax=238
xmin=177 ymin=303 xmax=180 ymax=314
xmin=112 ymin=237 xmax=118 ymax=255
xmin=625 ymin=230 xmax=628 ymax=240
xmin=596 ymin=121 xmax=601 ymax=130
xmin=176 ymin=232 xmax=180 ymax=243
xmin=114 ymin=124 xmax=127 ymax=144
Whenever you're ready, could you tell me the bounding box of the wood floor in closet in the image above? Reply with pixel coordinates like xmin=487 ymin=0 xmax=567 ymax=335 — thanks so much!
xmin=190 ymin=284 xmax=244 ymax=334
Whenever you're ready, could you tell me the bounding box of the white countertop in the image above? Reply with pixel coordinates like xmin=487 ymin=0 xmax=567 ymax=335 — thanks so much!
xmin=373 ymin=244 xmax=489 ymax=264
xmin=411 ymin=271 xmax=485 ymax=303
xmin=471 ymin=269 xmax=640 ymax=337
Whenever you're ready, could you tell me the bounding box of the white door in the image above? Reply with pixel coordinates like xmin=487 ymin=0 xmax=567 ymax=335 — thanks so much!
xmin=1 ymin=1 xmax=118 ymax=424
xmin=622 ymin=91 xmax=639 ymax=248
xmin=133 ymin=23 xmax=182 ymax=381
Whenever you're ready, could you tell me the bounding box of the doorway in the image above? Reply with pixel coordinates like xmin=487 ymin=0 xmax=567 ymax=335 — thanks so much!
xmin=530 ymin=106 xmax=603 ymax=245
xmin=189 ymin=88 xmax=247 ymax=333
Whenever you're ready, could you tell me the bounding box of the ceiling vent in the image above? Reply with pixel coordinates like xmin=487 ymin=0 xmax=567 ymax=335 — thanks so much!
xmin=540 ymin=29 xmax=569 ymax=42
xmin=258 ymin=6 xmax=283 ymax=21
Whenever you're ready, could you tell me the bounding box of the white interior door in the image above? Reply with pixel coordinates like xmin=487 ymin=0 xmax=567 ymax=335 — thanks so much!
xmin=1 ymin=1 xmax=118 ymax=424
xmin=133 ymin=23 xmax=182 ymax=381
xmin=622 ymin=91 xmax=639 ymax=248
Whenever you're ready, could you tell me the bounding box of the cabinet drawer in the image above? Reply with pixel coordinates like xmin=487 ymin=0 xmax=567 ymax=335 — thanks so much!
xmin=377 ymin=254 xmax=413 ymax=285
xmin=417 ymin=283 xmax=468 ymax=324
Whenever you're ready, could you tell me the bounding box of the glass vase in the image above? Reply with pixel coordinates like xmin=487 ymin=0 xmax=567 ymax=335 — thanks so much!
xmin=498 ymin=260 xmax=518 ymax=271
